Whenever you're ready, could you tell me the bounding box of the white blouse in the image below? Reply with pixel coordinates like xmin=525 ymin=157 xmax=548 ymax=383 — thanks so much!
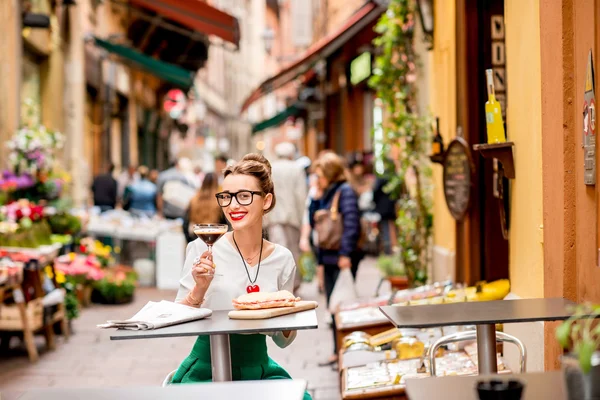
xmin=176 ymin=237 xmax=298 ymax=348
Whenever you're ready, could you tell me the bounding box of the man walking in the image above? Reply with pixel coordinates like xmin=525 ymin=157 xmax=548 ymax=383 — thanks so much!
xmin=266 ymin=142 xmax=307 ymax=291
xmin=91 ymin=163 xmax=118 ymax=213
xmin=156 ymin=158 xmax=196 ymax=220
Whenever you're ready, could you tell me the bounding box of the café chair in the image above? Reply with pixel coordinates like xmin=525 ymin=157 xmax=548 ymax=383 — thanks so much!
xmin=428 ymin=330 xmax=527 ymax=377
xmin=161 ymin=369 xmax=177 ymax=387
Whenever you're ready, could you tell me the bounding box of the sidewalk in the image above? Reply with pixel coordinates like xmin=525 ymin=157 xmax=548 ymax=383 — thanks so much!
xmin=0 ymin=257 xmax=383 ymax=400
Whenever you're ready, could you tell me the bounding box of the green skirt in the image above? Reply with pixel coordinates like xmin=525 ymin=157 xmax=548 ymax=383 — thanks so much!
xmin=172 ymin=334 xmax=312 ymax=400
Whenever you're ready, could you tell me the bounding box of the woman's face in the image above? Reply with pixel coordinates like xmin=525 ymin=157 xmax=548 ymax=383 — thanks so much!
xmin=315 ymin=167 xmax=329 ymax=190
xmin=351 ymin=164 xmax=364 ymax=177
xmin=219 ymin=174 xmax=272 ymax=231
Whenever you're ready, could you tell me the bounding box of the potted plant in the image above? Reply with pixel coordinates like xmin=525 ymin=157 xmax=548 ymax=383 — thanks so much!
xmin=556 ymin=303 xmax=600 ymax=400
xmin=92 ymin=266 xmax=138 ymax=305
xmin=376 ymin=254 xmax=409 ymax=290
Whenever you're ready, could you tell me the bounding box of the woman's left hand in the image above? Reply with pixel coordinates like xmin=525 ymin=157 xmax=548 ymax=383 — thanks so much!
xmin=338 ymin=255 xmax=351 ymax=269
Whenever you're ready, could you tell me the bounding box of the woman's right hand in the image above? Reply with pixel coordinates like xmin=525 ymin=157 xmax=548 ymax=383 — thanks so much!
xmin=191 ymin=250 xmax=215 ymax=290
xmin=299 ymin=237 xmax=311 ymax=253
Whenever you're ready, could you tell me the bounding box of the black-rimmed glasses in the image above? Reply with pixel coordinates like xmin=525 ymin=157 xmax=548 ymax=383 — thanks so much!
xmin=215 ymin=190 xmax=264 ymax=207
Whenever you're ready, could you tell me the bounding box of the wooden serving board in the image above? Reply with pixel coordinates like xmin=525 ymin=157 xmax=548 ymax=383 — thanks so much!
xmin=228 ymin=301 xmax=319 ymax=320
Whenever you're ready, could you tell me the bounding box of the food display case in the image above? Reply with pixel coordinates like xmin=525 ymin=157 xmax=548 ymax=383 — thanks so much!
xmin=334 ymin=280 xmax=510 ymax=353
xmin=341 ymin=344 xmax=509 ymax=400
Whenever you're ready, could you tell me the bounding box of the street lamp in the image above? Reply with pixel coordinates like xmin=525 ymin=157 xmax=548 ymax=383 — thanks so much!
xmin=261 ymin=27 xmax=275 ymax=54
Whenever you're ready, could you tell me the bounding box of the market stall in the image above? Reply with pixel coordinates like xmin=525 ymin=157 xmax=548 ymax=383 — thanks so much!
xmin=85 ymin=210 xmax=185 ymax=288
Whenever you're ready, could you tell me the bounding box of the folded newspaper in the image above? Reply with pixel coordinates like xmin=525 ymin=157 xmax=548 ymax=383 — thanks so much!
xmin=97 ymin=300 xmax=212 ymax=330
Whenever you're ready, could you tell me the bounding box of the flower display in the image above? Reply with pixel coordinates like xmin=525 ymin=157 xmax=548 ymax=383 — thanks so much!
xmin=0 ymin=171 xmax=35 ymax=192
xmin=0 ymin=199 xmax=45 ymax=223
xmin=79 ymin=237 xmax=115 ymax=267
xmin=52 ymin=253 xmax=105 ymax=283
xmin=6 ymin=124 xmax=64 ymax=175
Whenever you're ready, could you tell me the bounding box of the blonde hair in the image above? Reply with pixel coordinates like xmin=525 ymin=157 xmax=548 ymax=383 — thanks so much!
xmin=313 ymin=152 xmax=346 ymax=184
xmin=224 ymin=153 xmax=276 ymax=214
xmin=189 ymin=173 xmax=222 ymax=225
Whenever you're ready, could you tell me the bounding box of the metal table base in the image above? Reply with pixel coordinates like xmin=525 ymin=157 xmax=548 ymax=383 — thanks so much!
xmin=210 ymin=334 xmax=233 ymax=381
xmin=476 ymin=324 xmax=498 ymax=374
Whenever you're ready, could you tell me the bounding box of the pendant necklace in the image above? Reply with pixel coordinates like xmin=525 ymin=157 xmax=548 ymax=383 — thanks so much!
xmin=232 ymin=232 xmax=263 ymax=293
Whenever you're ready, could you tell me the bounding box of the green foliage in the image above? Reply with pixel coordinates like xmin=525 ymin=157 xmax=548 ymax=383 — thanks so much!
xmin=369 ymin=0 xmax=433 ymax=286
xmin=92 ymin=268 xmax=138 ymax=304
xmin=48 ymin=212 xmax=82 ymax=235
xmin=556 ymin=304 xmax=600 ymax=374
xmin=62 ymin=280 xmax=80 ymax=320
xmin=376 ymin=254 xmax=406 ymax=277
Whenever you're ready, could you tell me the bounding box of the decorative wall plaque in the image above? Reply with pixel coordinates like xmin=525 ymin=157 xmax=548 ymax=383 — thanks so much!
xmin=443 ymin=137 xmax=475 ymax=220
xmin=583 ymin=50 xmax=596 ymax=185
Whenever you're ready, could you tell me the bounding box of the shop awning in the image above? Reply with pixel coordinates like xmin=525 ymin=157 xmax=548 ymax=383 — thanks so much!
xmin=130 ymin=0 xmax=240 ymax=47
xmin=251 ymin=104 xmax=303 ymax=134
xmin=241 ymin=1 xmax=384 ymax=112
xmin=93 ymin=37 xmax=195 ymax=89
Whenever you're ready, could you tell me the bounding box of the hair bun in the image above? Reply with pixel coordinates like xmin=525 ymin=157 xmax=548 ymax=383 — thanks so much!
xmin=241 ymin=153 xmax=272 ymax=174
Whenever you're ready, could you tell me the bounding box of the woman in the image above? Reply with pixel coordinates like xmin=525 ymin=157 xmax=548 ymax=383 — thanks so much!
xmin=123 ymin=166 xmax=157 ymax=218
xmin=308 ymin=152 xmax=362 ymax=367
xmin=183 ymin=172 xmax=227 ymax=243
xmin=172 ymin=154 xmax=311 ymax=400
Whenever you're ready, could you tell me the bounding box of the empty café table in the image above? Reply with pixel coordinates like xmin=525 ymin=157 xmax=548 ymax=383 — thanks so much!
xmin=3 ymin=380 xmax=308 ymax=400
xmin=110 ymin=309 xmax=318 ymax=382
xmin=380 ymin=297 xmax=577 ymax=374
xmin=405 ymin=371 xmax=565 ymax=399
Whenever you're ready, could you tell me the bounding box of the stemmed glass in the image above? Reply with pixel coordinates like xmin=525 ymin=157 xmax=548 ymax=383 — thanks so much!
xmin=193 ymin=223 xmax=228 ymax=276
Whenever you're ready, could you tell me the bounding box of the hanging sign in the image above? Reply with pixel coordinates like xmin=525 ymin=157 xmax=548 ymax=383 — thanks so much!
xmin=163 ymin=89 xmax=186 ymax=119
xmin=443 ymin=137 xmax=475 ymax=221
xmin=583 ymin=50 xmax=596 ymax=185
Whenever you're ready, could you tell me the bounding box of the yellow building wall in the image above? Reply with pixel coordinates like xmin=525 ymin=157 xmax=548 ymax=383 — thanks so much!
xmin=430 ymin=0 xmax=456 ymax=252
xmin=504 ymin=0 xmax=544 ymax=298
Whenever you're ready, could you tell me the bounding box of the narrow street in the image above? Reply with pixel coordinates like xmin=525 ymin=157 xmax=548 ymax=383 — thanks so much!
xmin=0 ymin=258 xmax=383 ymax=400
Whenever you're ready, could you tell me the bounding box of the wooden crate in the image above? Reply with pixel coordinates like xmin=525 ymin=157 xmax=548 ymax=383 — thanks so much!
xmin=0 ymin=298 xmax=44 ymax=331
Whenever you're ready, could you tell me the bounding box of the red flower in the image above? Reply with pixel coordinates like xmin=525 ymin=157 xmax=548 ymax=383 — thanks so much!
xmin=79 ymin=244 xmax=87 ymax=253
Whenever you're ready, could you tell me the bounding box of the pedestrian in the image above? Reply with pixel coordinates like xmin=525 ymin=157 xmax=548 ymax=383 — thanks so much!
xmin=123 ymin=166 xmax=157 ymax=218
xmin=214 ymin=153 xmax=229 ymax=185
xmin=308 ymin=152 xmax=362 ymax=367
xmin=183 ymin=172 xmax=226 ymax=243
xmin=156 ymin=158 xmax=196 ymax=220
xmin=299 ymin=150 xmax=335 ymax=295
xmin=149 ymin=169 xmax=159 ymax=184
xmin=90 ymin=163 xmax=118 ymax=213
xmin=266 ymin=142 xmax=307 ymax=291
xmin=171 ymin=153 xmax=312 ymax=400
xmin=373 ymin=176 xmax=397 ymax=254
xmin=117 ymin=164 xmax=139 ymax=207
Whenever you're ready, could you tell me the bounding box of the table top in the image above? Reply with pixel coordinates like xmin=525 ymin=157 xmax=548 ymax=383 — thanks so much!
xmin=3 ymin=380 xmax=308 ymax=400
xmin=110 ymin=309 xmax=318 ymax=340
xmin=380 ymin=297 xmax=577 ymax=328
xmin=405 ymin=371 xmax=565 ymax=400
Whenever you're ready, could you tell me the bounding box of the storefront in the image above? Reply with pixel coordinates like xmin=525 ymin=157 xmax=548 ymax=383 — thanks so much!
xmin=428 ymin=0 xmax=600 ymax=372
xmin=241 ymin=1 xmax=385 ymax=159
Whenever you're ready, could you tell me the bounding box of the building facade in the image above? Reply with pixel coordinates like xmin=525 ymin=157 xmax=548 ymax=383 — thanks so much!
xmin=428 ymin=0 xmax=600 ymax=372
xmin=0 ymin=0 xmax=240 ymax=206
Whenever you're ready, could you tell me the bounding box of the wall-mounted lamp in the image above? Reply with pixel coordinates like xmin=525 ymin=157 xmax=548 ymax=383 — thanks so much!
xmin=416 ymin=0 xmax=434 ymax=48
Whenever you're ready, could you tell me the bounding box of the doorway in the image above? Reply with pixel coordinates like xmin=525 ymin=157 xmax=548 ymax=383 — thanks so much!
xmin=456 ymin=0 xmax=510 ymax=284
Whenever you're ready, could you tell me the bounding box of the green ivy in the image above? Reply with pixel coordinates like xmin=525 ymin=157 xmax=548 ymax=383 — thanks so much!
xmin=369 ymin=0 xmax=433 ymax=287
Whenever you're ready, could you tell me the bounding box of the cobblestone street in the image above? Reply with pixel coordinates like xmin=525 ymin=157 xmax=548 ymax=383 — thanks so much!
xmin=0 ymin=257 xmax=382 ymax=400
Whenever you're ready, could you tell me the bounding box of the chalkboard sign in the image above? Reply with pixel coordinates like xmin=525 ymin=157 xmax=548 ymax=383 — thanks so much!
xmin=443 ymin=137 xmax=474 ymax=221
